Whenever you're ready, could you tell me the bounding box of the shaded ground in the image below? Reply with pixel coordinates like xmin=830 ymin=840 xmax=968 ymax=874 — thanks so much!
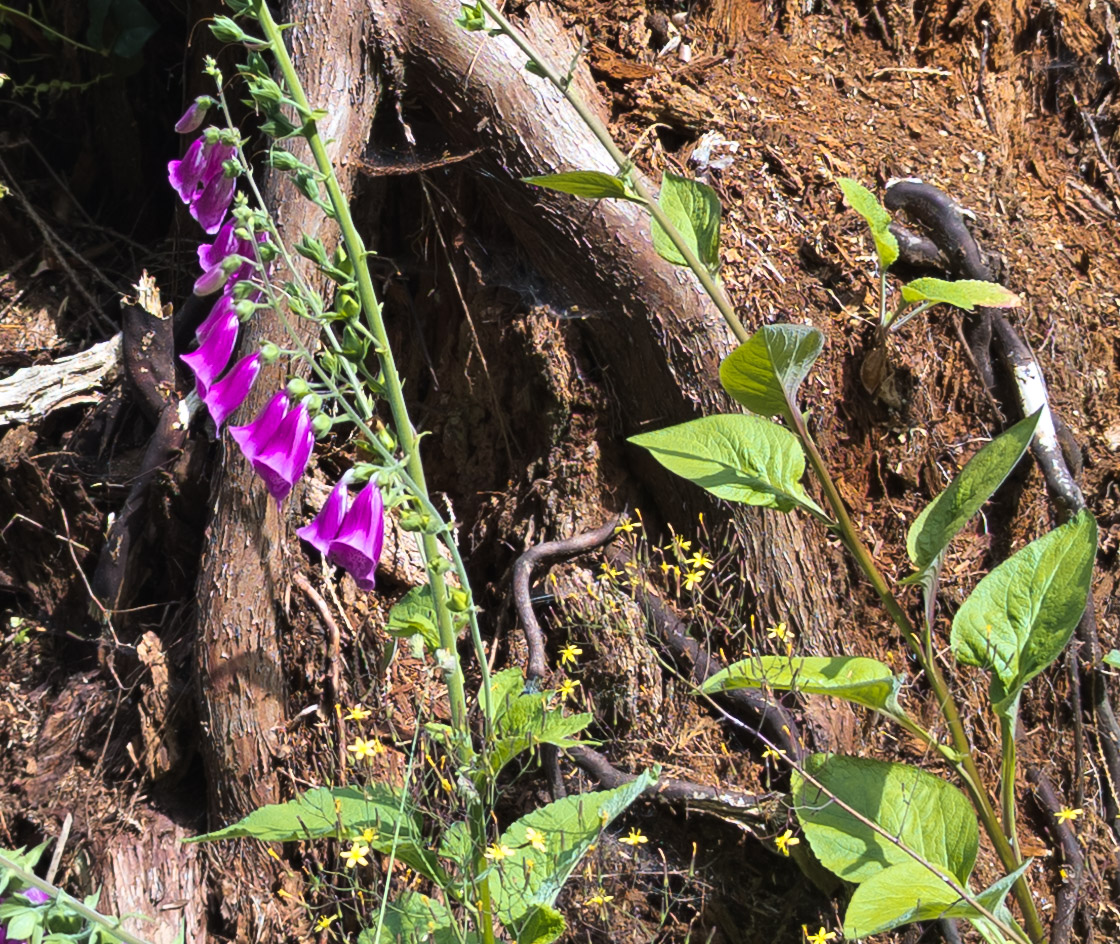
xmin=0 ymin=0 xmax=1118 ymax=942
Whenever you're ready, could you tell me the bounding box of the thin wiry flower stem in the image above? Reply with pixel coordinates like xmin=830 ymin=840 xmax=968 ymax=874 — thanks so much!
xmin=473 ymin=0 xmax=749 ymax=347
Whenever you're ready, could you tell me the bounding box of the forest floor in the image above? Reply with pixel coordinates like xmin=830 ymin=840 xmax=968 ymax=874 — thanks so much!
xmin=0 ymin=0 xmax=1118 ymax=942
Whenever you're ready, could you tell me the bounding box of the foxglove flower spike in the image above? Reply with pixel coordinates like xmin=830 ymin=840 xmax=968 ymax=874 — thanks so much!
xmin=201 ymin=351 xmax=261 ymax=428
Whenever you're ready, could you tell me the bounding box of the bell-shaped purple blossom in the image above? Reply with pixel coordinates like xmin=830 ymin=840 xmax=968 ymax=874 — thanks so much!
xmin=230 ymin=395 xmax=314 ymax=504
xmin=327 ymin=483 xmax=385 ymax=591
xmin=297 ymin=479 xmax=350 ymax=557
xmin=195 ymin=223 xmax=265 ymax=296
xmin=181 ymin=295 xmax=239 ymax=395
xmin=201 ymin=351 xmax=261 ymax=429
xmin=198 ymin=219 xmax=242 ymax=271
xmin=168 ymin=135 xmax=237 ymax=235
xmin=229 ymin=390 xmax=288 ymax=462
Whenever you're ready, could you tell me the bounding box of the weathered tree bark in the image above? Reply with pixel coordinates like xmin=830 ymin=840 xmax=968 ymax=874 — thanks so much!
xmin=368 ymin=0 xmax=847 ymax=647
xmin=191 ymin=1 xmax=379 ymax=937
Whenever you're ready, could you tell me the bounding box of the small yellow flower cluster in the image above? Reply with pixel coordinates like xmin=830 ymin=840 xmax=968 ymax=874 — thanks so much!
xmin=484 ymin=842 xmax=514 ymax=861
xmin=803 ymin=926 xmax=837 ymax=944
xmin=774 ymin=829 xmax=799 ymax=856
xmin=619 ymin=827 xmax=648 ymax=846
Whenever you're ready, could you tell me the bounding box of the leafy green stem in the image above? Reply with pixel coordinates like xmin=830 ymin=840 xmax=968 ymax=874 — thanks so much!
xmin=788 ymin=411 xmax=1045 ymax=944
xmin=256 ymin=1 xmax=473 ymax=746
xmin=472 ymin=0 xmax=749 ymax=347
xmin=0 ymin=852 xmax=160 ymax=944
xmin=1000 ymin=711 xmax=1022 ymax=860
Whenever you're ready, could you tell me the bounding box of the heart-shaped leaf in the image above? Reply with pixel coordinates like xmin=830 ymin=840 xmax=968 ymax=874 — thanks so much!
xmin=951 ymin=510 xmax=1097 ymax=717
xmin=719 ymin=324 xmax=824 ymax=424
xmin=629 ymin=414 xmax=824 ymax=517
xmin=792 ymin=754 xmax=978 ymax=886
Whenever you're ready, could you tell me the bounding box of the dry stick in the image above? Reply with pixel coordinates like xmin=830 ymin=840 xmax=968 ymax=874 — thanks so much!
xmin=1027 ymin=767 xmax=1085 ymax=944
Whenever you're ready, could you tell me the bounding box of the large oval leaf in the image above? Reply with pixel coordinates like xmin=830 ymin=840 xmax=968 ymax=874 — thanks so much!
xmin=701 ymin=655 xmax=906 ymax=719
xmin=792 ymin=754 xmax=978 ymax=886
xmin=719 ymin=324 xmax=824 ymax=424
xmin=900 ymin=277 xmax=1020 ymax=311
xmin=650 ymin=171 xmax=721 ymax=273
xmin=905 ymin=410 xmax=1042 ymax=578
xmin=843 ymin=859 xmax=1027 ymax=938
xmin=951 ymin=509 xmax=1097 ymax=716
xmin=628 ymin=414 xmax=824 ymax=517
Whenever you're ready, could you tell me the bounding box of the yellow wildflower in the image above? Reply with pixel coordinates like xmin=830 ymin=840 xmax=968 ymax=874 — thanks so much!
xmin=361 ymin=827 xmax=378 ymax=843
xmin=1056 ymin=807 xmax=1083 ymax=824
xmin=558 ymin=678 xmax=580 ymax=698
xmin=774 ymin=829 xmax=800 ymax=856
xmin=598 ymin=562 xmax=622 ymax=582
xmin=686 ymin=550 xmax=714 ymax=570
xmin=342 ymin=842 xmax=370 ymax=869
xmin=525 ymin=827 xmax=547 ymax=852
xmin=615 ymin=516 xmax=639 ymax=534
xmin=347 ymin=737 xmax=383 ymax=761
xmin=761 ymin=746 xmax=784 ymax=760
xmin=585 ymin=889 xmax=614 ymax=907
xmin=559 ymin=643 xmax=583 ymax=666
xmin=315 ymin=913 xmax=339 ymax=932
xmin=803 ymin=926 xmax=837 ymax=944
xmin=767 ymin=621 xmax=791 ymax=643
xmin=344 ymin=704 xmax=373 ymax=721
xmin=620 ymin=828 xmax=648 ymax=846
xmin=682 ymin=569 xmax=704 ymax=591
xmin=484 ymin=843 xmax=514 ymax=861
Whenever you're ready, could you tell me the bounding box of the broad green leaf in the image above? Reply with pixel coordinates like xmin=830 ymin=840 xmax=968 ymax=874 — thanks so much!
xmin=489 ymin=771 xmax=656 ymax=930
xmin=951 ymin=510 xmax=1097 ymax=716
xmin=792 ymin=754 xmax=978 ymax=886
xmin=185 ymin=785 xmax=445 ymax=882
xmin=488 ymin=692 xmax=592 ymax=777
xmin=650 ymin=172 xmax=721 ymax=273
xmin=488 ymin=666 xmax=530 ymax=720
xmin=838 ymin=178 xmax=898 ymax=270
xmin=359 ymin=891 xmax=480 ymax=944
xmin=702 ymin=656 xmax=906 ymax=718
xmin=1104 ymin=649 xmax=1120 ymax=668
xmin=900 ymin=278 xmax=1020 ymax=311
xmin=507 ymin=904 xmax=565 ymax=944
xmin=628 ymin=415 xmax=824 ymax=517
xmin=843 ymin=859 xmax=1027 ymax=938
xmin=719 ymin=324 xmax=824 ymax=423
xmin=522 ymin=171 xmax=640 ymax=203
xmin=386 ymin=586 xmax=440 ymax=651
xmin=905 ymin=410 xmax=1042 ymax=578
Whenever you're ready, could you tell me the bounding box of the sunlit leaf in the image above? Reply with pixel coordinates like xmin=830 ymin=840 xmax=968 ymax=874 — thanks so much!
xmin=719 ymin=324 xmax=824 ymax=424
xmin=838 ymin=178 xmax=898 ymax=270
xmin=650 ymin=172 xmax=721 ymax=272
xmin=900 ymin=278 xmax=1020 ymax=311
xmin=522 ymin=171 xmax=640 ymax=203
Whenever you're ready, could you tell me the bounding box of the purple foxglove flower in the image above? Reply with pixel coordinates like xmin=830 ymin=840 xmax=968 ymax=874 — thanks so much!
xmin=201 ymin=351 xmax=261 ymax=428
xmin=297 ymin=479 xmax=350 ymax=556
xmin=229 ymin=389 xmax=288 ymax=463
xmin=327 ymin=483 xmax=385 ymax=591
xmin=175 ymin=97 xmax=213 ymax=134
xmin=244 ymin=401 xmax=314 ymax=503
xmin=23 ymin=888 xmax=50 ymax=906
xmin=168 ymin=137 xmax=209 ymax=202
xmin=198 ymin=220 xmax=241 ymax=271
xmin=181 ymin=300 xmax=239 ymax=395
xmin=193 ymin=169 xmax=237 ymax=235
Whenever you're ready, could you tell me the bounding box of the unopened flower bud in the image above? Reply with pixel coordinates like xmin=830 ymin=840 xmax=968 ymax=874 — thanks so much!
xmin=286 ymin=377 xmax=311 ymax=400
xmin=301 ymin=392 xmax=322 ymax=413
xmin=234 ymin=299 xmax=257 ymax=320
xmin=311 ymin=413 xmax=333 ymax=438
xmin=210 ymin=16 xmax=249 ymax=44
xmin=447 ymin=589 xmax=471 ymax=612
xmin=259 ymin=341 xmax=281 ymax=363
xmin=174 ymin=96 xmax=215 ymax=134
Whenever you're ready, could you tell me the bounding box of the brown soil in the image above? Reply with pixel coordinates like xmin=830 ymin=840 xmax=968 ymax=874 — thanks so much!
xmin=0 ymin=0 xmax=1118 ymax=942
